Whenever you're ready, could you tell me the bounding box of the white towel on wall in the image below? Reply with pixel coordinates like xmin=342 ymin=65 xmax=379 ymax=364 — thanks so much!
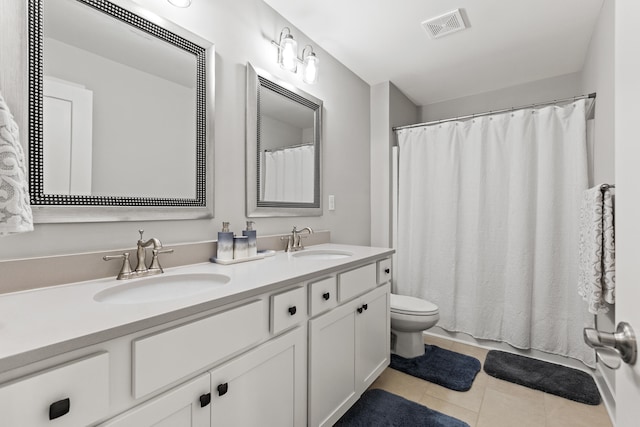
xmin=577 ymin=185 xmax=615 ymax=314
xmin=0 ymin=91 xmax=33 ymax=236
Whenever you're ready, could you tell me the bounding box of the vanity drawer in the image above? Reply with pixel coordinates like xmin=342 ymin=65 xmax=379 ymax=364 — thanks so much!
xmin=271 ymin=286 xmax=307 ymax=335
xmin=0 ymin=352 xmax=109 ymax=427
xmin=309 ymin=276 xmax=338 ymax=317
xmin=377 ymin=258 xmax=392 ymax=285
xmin=338 ymin=264 xmax=377 ymax=302
xmin=133 ymin=299 xmax=267 ymax=399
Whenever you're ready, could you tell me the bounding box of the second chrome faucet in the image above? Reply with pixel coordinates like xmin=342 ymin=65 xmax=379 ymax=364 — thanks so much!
xmin=104 ymin=229 xmax=173 ymax=280
xmin=282 ymin=226 xmax=314 ymax=252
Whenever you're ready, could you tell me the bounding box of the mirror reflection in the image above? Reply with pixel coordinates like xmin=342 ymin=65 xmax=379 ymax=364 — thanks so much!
xmin=43 ymin=0 xmax=197 ymax=198
xmin=259 ymin=88 xmax=315 ymax=203
xmin=246 ymin=63 xmax=322 ymax=217
xmin=29 ymin=0 xmax=213 ymax=221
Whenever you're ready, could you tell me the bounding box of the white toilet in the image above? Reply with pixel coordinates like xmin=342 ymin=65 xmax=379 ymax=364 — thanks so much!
xmin=390 ymin=293 xmax=440 ymax=358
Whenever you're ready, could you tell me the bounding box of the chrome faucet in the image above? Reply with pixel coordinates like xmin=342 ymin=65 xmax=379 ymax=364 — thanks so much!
xmin=103 ymin=229 xmax=173 ymax=279
xmin=136 ymin=230 xmax=163 ymax=273
xmin=282 ymin=226 xmax=314 ymax=252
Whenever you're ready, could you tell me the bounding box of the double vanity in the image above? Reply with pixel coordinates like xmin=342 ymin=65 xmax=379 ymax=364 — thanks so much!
xmin=0 ymin=243 xmax=393 ymax=427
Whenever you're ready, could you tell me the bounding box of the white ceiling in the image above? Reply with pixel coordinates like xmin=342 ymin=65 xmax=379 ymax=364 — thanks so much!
xmin=263 ymin=0 xmax=605 ymax=106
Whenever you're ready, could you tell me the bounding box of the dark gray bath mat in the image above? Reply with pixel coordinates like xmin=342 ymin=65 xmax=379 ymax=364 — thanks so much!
xmin=483 ymin=350 xmax=601 ymax=405
xmin=334 ymin=389 xmax=469 ymax=427
xmin=390 ymin=345 xmax=481 ymax=391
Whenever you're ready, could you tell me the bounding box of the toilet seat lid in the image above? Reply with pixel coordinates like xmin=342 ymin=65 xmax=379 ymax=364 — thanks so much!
xmin=390 ymin=294 xmax=439 ymax=315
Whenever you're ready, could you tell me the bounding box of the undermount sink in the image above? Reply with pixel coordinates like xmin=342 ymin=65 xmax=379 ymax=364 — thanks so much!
xmin=94 ymin=273 xmax=231 ymax=304
xmin=291 ymin=249 xmax=353 ymax=260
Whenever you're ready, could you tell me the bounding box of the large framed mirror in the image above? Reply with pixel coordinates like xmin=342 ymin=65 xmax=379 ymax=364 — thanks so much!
xmin=28 ymin=0 xmax=214 ymax=222
xmin=246 ymin=63 xmax=322 ymax=217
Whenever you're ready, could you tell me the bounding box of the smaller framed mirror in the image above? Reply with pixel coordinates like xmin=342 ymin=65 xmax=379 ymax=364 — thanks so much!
xmin=246 ymin=63 xmax=322 ymax=217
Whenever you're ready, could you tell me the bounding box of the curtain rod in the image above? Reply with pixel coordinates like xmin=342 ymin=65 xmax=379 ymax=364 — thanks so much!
xmin=392 ymin=92 xmax=596 ymax=132
xmin=263 ymin=142 xmax=314 ymax=153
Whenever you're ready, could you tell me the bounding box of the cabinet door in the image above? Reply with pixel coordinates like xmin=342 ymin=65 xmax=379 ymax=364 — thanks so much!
xmin=0 ymin=352 xmax=109 ymax=427
xmin=308 ymin=300 xmax=358 ymax=427
xmin=210 ymin=327 xmax=306 ymax=427
xmin=355 ymin=283 xmax=390 ymax=392
xmin=99 ymin=373 xmax=210 ymax=427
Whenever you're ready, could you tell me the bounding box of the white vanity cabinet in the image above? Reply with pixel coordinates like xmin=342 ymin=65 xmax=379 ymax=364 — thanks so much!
xmin=132 ymin=299 xmax=267 ymax=399
xmin=308 ymin=264 xmax=391 ymax=427
xmin=99 ymin=374 xmax=211 ymax=427
xmin=355 ymin=284 xmax=391 ymax=389
xmin=0 ymin=246 xmax=393 ymax=427
xmin=209 ymin=327 xmax=306 ymax=426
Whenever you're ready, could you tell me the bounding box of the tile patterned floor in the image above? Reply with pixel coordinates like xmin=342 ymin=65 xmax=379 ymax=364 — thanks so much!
xmin=369 ymin=335 xmax=613 ymax=427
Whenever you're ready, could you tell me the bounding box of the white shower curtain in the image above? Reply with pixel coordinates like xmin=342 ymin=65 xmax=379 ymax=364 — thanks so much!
xmin=263 ymin=144 xmax=314 ymax=202
xmin=396 ymin=99 xmax=596 ymax=366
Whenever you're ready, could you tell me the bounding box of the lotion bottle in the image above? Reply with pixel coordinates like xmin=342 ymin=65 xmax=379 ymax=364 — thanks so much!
xmin=217 ymin=222 xmax=234 ymax=261
xmin=242 ymin=221 xmax=257 ymax=257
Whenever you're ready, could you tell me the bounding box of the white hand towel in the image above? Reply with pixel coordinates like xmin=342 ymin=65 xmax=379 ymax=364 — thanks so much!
xmin=0 ymin=91 xmax=33 ymax=236
xmin=577 ymin=185 xmax=615 ymax=314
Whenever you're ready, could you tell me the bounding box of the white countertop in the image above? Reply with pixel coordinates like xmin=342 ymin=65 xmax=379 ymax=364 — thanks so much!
xmin=0 ymin=243 xmax=393 ymax=373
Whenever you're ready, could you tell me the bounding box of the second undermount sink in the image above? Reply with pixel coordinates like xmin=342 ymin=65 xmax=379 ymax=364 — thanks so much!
xmin=291 ymin=249 xmax=353 ymax=260
xmin=94 ymin=273 xmax=231 ymax=304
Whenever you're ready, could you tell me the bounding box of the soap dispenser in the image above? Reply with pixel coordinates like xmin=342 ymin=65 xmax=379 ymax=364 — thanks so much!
xmin=217 ymin=222 xmax=234 ymax=261
xmin=242 ymin=221 xmax=257 ymax=257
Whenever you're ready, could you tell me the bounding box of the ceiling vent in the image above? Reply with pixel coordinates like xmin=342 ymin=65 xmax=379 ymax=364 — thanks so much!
xmin=421 ymin=9 xmax=467 ymax=39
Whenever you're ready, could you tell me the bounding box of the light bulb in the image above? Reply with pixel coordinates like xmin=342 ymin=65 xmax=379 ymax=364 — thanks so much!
xmin=303 ymin=52 xmax=319 ymax=84
xmin=280 ymin=35 xmax=298 ymax=72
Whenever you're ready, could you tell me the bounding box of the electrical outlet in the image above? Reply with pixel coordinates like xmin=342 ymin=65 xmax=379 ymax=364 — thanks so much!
xmin=328 ymin=195 xmax=335 ymax=211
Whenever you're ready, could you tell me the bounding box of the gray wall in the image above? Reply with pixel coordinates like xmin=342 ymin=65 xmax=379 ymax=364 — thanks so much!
xmin=420 ymin=72 xmax=583 ymax=122
xmin=369 ymin=83 xmax=390 ymax=248
xmin=580 ymin=0 xmax=616 ymax=393
xmin=0 ymin=0 xmax=372 ymax=262
xmin=581 ymin=0 xmax=615 ymax=187
xmin=370 ymin=82 xmax=419 ymax=248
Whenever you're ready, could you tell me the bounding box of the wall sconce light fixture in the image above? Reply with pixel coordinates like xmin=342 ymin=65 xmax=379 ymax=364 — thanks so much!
xmin=275 ymin=27 xmax=298 ymax=72
xmin=301 ymin=46 xmax=319 ymax=84
xmin=271 ymin=27 xmax=320 ymax=84
xmin=167 ymin=0 xmax=192 ymax=7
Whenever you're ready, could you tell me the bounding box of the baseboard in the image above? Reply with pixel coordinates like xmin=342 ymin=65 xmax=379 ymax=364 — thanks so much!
xmin=424 ymin=327 xmax=616 ymax=426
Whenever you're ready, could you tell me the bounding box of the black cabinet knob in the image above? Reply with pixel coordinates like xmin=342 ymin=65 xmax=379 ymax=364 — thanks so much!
xmin=322 ymin=292 xmax=330 ymax=301
xmin=49 ymin=398 xmax=70 ymax=420
xmin=288 ymin=306 xmax=297 ymax=316
xmin=200 ymin=393 xmax=211 ymax=407
xmin=357 ymin=307 xmax=363 ymax=314
xmin=384 ymin=268 xmax=390 ymax=274
xmin=363 ymin=304 xmax=368 ymax=311
xmin=218 ymin=383 xmax=229 ymax=396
